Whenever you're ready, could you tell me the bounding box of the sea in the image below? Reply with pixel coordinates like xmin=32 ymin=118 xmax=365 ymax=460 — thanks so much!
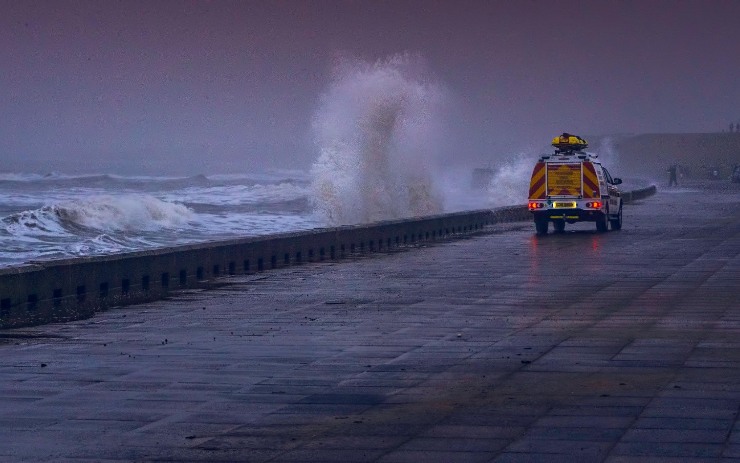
xmin=0 ymin=170 xmax=323 ymax=268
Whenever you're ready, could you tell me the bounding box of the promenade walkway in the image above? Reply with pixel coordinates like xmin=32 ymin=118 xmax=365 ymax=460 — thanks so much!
xmin=1 ymin=183 xmax=739 ymax=462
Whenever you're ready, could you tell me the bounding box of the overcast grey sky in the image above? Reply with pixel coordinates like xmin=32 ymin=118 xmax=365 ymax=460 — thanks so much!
xmin=1 ymin=0 xmax=739 ymax=174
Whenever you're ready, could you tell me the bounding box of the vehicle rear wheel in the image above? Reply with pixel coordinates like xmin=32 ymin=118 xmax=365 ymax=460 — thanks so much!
xmin=535 ymin=218 xmax=548 ymax=235
xmin=552 ymin=220 xmax=565 ymax=233
xmin=595 ymin=210 xmax=609 ymax=232
xmin=610 ymin=205 xmax=623 ymax=230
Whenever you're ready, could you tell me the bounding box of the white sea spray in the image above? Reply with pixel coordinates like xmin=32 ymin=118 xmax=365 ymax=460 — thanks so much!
xmin=310 ymin=54 xmax=446 ymax=225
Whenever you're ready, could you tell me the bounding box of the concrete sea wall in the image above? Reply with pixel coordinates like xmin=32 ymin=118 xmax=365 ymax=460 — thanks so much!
xmin=0 ymin=206 xmax=527 ymax=329
xmin=0 ymin=186 xmax=655 ymax=329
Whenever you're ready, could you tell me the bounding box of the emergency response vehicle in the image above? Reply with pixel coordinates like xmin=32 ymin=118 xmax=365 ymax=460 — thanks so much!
xmin=528 ymin=133 xmax=623 ymax=234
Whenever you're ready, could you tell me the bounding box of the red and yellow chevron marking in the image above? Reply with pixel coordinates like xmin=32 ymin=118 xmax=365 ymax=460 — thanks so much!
xmin=582 ymin=162 xmax=600 ymax=198
xmin=528 ymin=162 xmax=546 ymax=199
xmin=546 ymin=163 xmax=581 ymax=197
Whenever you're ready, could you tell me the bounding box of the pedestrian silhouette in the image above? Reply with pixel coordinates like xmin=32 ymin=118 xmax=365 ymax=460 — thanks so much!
xmin=668 ymin=164 xmax=678 ymax=187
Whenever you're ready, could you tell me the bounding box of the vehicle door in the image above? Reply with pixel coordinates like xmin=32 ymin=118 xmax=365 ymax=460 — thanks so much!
xmin=602 ymin=168 xmax=621 ymax=211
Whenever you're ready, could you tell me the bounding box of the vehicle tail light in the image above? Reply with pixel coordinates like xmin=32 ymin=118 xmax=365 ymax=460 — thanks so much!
xmin=528 ymin=202 xmax=545 ymax=210
xmin=586 ymin=201 xmax=602 ymax=208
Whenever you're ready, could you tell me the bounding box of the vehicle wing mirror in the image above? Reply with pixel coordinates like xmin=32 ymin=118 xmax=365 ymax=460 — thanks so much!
xmin=613 ymin=178 xmax=623 ymax=185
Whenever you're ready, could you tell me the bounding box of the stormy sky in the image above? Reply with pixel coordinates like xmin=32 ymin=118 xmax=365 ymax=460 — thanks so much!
xmin=1 ymin=0 xmax=739 ymax=174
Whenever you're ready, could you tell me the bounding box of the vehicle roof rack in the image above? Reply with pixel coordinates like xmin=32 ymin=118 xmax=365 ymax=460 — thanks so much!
xmin=539 ymin=132 xmax=599 ymax=161
xmin=539 ymin=150 xmax=599 ymax=161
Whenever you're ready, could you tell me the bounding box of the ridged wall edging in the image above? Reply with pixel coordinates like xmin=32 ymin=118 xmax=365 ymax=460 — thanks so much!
xmin=0 ymin=186 xmax=655 ymax=330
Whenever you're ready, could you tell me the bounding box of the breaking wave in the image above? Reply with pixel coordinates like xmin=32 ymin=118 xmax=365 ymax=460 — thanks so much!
xmin=4 ymin=194 xmax=194 ymax=236
xmin=0 ymin=170 xmax=324 ymax=266
xmin=310 ymin=54 xmax=445 ymax=225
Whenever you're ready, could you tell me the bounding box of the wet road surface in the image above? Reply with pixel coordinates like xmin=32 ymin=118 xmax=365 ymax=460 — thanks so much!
xmin=1 ymin=183 xmax=739 ymax=462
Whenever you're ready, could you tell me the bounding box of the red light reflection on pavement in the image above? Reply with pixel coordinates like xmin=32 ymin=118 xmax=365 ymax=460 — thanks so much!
xmin=591 ymin=235 xmax=601 ymax=252
xmin=527 ymin=235 xmax=541 ymax=285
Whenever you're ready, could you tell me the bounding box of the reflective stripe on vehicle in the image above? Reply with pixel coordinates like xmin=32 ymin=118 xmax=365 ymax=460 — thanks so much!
xmin=528 ymin=162 xmax=546 ymax=199
xmin=582 ymin=162 xmax=600 ymax=198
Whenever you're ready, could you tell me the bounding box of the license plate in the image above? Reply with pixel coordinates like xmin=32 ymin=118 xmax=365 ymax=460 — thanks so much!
xmin=553 ymin=202 xmax=576 ymax=208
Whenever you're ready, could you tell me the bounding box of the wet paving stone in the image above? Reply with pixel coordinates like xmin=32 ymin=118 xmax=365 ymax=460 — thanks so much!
xmin=1 ymin=185 xmax=739 ymax=461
